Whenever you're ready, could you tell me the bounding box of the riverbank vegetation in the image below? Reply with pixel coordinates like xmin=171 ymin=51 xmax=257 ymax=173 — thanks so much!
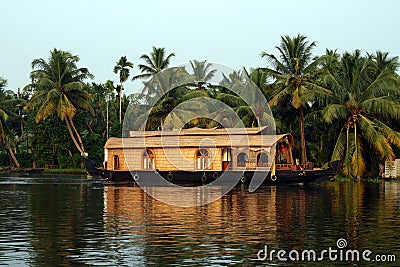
xmin=1 ymin=35 xmax=400 ymax=179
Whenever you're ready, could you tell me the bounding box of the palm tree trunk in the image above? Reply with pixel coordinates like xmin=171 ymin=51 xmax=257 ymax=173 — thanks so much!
xmin=299 ymin=107 xmax=307 ymax=165
xmin=6 ymin=141 xmax=20 ymax=169
xmin=345 ymin=124 xmax=350 ymax=176
xmin=106 ymin=101 xmax=109 ymax=139
xmin=346 ymin=125 xmax=349 ymax=159
xmin=119 ymin=82 xmax=123 ymax=124
xmin=68 ymin=117 xmax=85 ymax=153
xmin=354 ymin=118 xmax=359 ymax=180
xmin=354 ymin=118 xmax=357 ymax=158
xmin=65 ymin=118 xmax=85 ymax=156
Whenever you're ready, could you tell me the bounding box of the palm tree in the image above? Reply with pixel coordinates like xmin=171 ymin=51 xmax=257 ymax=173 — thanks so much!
xmin=368 ymin=51 xmax=399 ymax=72
xmin=113 ymin=56 xmax=133 ymax=123
xmin=132 ymin=46 xmax=175 ymax=81
xmin=319 ymin=50 xmax=400 ymax=178
xmin=189 ymin=60 xmax=217 ymax=88
xmin=261 ymin=34 xmax=330 ymax=165
xmin=217 ymin=70 xmax=274 ymax=129
xmin=25 ymin=49 xmax=94 ymax=157
xmin=245 ymin=68 xmax=268 ymax=90
xmin=131 ymin=67 xmax=189 ymax=130
xmin=0 ymin=78 xmax=20 ymax=168
xmin=172 ymin=60 xmax=217 ymax=108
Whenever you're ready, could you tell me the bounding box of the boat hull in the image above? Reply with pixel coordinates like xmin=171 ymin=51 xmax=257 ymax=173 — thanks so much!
xmin=101 ymin=168 xmax=336 ymax=185
xmin=85 ymin=158 xmax=340 ymax=186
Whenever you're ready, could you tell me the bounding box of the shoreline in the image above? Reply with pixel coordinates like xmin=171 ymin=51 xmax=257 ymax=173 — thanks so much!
xmin=0 ymin=167 xmax=87 ymax=176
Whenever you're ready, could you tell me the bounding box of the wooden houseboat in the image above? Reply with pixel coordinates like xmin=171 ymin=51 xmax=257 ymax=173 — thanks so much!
xmin=85 ymin=126 xmax=339 ymax=185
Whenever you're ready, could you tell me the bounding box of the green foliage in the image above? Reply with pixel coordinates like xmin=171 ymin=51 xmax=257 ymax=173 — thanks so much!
xmin=16 ymin=151 xmax=33 ymax=168
xmin=25 ymin=48 xmax=94 ymax=157
xmin=27 ymin=111 xmax=72 ymax=167
xmin=132 ymin=46 xmax=175 ymax=81
xmin=58 ymin=153 xmax=82 ymax=169
xmin=0 ymin=41 xmax=399 ymax=182
xmin=261 ymin=34 xmax=330 ymax=165
xmin=316 ymin=50 xmax=400 ymax=179
xmin=0 ymin=153 xmax=10 ymax=166
xmin=114 ymin=56 xmax=134 ymax=83
xmin=0 ymin=76 xmax=23 ymax=167
xmin=42 ymin=168 xmax=86 ymax=174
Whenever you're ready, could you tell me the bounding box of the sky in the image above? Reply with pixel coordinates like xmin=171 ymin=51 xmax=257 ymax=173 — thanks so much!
xmin=1 ymin=0 xmax=400 ymax=95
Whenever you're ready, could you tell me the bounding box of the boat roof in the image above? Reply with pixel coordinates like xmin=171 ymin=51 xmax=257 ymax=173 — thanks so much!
xmin=128 ymin=126 xmax=269 ymax=137
xmin=105 ymin=127 xmax=293 ymax=149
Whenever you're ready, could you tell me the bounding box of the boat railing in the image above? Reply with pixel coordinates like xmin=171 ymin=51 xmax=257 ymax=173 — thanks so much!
xmin=242 ymin=162 xmax=296 ymax=170
xmin=243 ymin=162 xmax=272 ymax=170
xmin=276 ymin=164 xmax=295 ymax=170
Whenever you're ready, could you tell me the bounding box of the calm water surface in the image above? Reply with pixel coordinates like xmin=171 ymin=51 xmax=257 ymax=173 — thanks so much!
xmin=0 ymin=176 xmax=399 ymax=266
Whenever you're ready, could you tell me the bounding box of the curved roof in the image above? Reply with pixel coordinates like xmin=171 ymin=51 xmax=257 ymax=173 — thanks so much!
xmin=105 ymin=127 xmax=292 ymax=149
xmin=128 ymin=126 xmax=269 ymax=137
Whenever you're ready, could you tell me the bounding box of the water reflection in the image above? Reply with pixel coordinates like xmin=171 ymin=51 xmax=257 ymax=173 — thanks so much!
xmin=102 ymin=183 xmax=400 ymax=266
xmin=0 ymin=178 xmax=399 ymax=266
xmin=103 ymin=185 xmax=278 ymax=266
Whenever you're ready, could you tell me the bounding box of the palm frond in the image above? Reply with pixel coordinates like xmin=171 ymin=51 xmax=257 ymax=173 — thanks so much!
xmin=350 ymin=134 xmax=365 ymax=179
xmin=140 ymin=54 xmax=156 ymax=70
xmin=261 ymin=53 xmax=291 ymax=74
xmin=303 ymin=54 xmax=328 ymax=73
xmin=179 ymin=90 xmax=210 ymax=102
xmin=331 ymin=128 xmax=347 ymax=161
xmin=0 ymin=109 xmax=9 ymax=122
xmin=358 ymin=115 xmax=394 ymax=161
xmin=303 ymin=81 xmax=336 ymax=105
xmin=372 ymin=118 xmax=400 ymax=148
xmin=360 ymin=97 xmax=400 ymax=120
xmin=269 ymin=85 xmax=294 ymax=107
xmin=360 ymin=69 xmax=400 ymax=100
xmin=320 ymin=104 xmax=346 ymax=124
xmin=216 ymin=92 xmax=246 ymax=108
xmin=132 ymin=73 xmax=151 ymax=82
xmin=26 ymin=48 xmax=94 ymax=125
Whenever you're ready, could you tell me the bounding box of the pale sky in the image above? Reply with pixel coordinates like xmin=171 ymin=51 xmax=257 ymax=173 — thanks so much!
xmin=1 ymin=0 xmax=400 ymax=95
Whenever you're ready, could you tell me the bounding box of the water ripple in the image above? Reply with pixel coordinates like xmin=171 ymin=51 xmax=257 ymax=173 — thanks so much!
xmin=0 ymin=180 xmax=399 ymax=266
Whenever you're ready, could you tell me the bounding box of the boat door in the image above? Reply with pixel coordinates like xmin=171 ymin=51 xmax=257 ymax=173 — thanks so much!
xmin=222 ymin=148 xmax=232 ymax=170
xmin=113 ymin=155 xmax=120 ymax=170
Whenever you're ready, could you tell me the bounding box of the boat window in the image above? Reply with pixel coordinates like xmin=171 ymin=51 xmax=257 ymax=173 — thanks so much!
xmin=237 ymin=153 xmax=248 ymax=167
xmin=143 ymin=149 xmax=155 ymax=170
xmin=222 ymin=148 xmax=231 ymax=161
xmin=113 ymin=155 xmax=120 ymax=170
xmin=257 ymin=152 xmax=269 ymax=167
xmin=196 ymin=149 xmax=210 ymax=170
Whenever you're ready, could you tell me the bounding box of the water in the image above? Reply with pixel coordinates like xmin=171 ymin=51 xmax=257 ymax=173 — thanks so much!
xmin=0 ymin=176 xmax=399 ymax=266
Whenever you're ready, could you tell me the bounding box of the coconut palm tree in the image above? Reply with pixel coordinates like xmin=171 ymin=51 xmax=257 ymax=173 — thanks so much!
xmin=128 ymin=66 xmax=190 ymax=130
xmin=25 ymin=49 xmax=94 ymax=157
xmin=132 ymin=46 xmax=175 ymax=81
xmin=261 ymin=34 xmax=330 ymax=165
xmin=245 ymin=68 xmax=268 ymax=90
xmin=114 ymin=56 xmax=133 ymax=123
xmin=172 ymin=60 xmax=217 ymax=106
xmin=0 ymin=78 xmax=20 ymax=168
xmin=319 ymin=50 xmax=400 ymax=178
xmin=215 ymin=70 xmax=275 ymax=129
xmin=189 ymin=60 xmax=217 ymax=88
xmin=368 ymin=51 xmax=399 ymax=72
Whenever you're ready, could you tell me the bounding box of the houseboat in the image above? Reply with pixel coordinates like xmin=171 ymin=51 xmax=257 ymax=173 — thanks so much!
xmin=85 ymin=126 xmax=339 ymax=185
